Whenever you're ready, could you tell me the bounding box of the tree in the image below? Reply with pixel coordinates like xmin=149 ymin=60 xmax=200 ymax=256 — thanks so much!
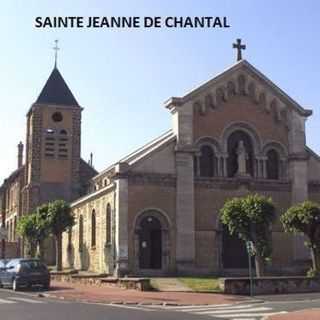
xmin=47 ymin=200 xmax=74 ymax=271
xmin=220 ymin=194 xmax=276 ymax=277
xmin=281 ymin=201 xmax=320 ymax=276
xmin=16 ymin=206 xmax=50 ymax=259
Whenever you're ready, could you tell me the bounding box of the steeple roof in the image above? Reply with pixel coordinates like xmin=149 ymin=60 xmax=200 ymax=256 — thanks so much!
xmin=35 ymin=67 xmax=79 ymax=107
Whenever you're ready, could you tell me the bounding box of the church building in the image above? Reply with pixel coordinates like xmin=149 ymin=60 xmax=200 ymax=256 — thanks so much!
xmin=1 ymin=40 xmax=320 ymax=276
xmin=60 ymin=40 xmax=320 ymax=276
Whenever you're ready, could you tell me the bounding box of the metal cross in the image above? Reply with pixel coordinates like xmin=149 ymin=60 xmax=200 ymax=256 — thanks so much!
xmin=53 ymin=39 xmax=60 ymax=68
xmin=233 ymin=38 xmax=246 ymax=61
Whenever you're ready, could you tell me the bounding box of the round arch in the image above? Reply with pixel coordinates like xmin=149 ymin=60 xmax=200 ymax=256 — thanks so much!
xmin=195 ymin=136 xmax=222 ymax=155
xmin=221 ymin=122 xmax=262 ymax=155
xmin=262 ymin=141 xmax=288 ymax=158
xmin=133 ymin=209 xmax=171 ymax=274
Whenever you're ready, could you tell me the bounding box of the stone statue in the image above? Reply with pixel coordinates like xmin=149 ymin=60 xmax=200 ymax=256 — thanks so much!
xmin=236 ymin=140 xmax=248 ymax=175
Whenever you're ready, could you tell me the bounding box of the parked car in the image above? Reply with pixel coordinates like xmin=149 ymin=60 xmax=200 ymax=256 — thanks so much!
xmin=0 ymin=259 xmax=9 ymax=270
xmin=0 ymin=258 xmax=50 ymax=291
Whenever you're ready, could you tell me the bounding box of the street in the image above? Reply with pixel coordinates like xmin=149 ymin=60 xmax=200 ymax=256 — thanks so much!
xmin=0 ymin=289 xmax=320 ymax=320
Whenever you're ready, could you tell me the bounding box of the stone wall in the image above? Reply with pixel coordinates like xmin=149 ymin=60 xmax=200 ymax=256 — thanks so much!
xmin=221 ymin=277 xmax=320 ymax=295
xmin=0 ymin=242 xmax=19 ymax=259
xmin=62 ymin=185 xmax=116 ymax=274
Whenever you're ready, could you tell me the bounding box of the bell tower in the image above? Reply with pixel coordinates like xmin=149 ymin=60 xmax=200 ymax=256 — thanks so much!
xmin=22 ymin=66 xmax=82 ymax=215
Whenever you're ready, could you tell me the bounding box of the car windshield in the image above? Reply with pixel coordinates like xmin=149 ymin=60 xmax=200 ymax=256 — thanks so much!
xmin=20 ymin=260 xmax=47 ymax=270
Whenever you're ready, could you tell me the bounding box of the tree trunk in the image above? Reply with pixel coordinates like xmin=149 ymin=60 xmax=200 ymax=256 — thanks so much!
xmin=310 ymin=246 xmax=320 ymax=272
xmin=39 ymin=240 xmax=45 ymax=262
xmin=55 ymin=234 xmax=62 ymax=271
xmin=1 ymin=239 xmax=5 ymax=259
xmin=28 ymin=241 xmax=37 ymax=258
xmin=254 ymin=254 xmax=265 ymax=278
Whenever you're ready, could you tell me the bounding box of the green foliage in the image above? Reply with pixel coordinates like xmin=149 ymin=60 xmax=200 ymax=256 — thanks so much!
xmin=281 ymin=201 xmax=320 ymax=246
xmin=307 ymin=268 xmax=319 ymax=278
xmin=281 ymin=201 xmax=320 ymax=273
xmin=47 ymin=200 xmax=75 ymax=236
xmin=16 ymin=214 xmax=38 ymax=244
xmin=16 ymin=205 xmax=51 ymax=258
xmin=220 ymin=194 xmax=275 ymax=260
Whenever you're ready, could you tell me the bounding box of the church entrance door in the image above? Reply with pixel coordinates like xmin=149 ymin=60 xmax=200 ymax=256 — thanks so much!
xmin=139 ymin=216 xmax=162 ymax=269
xmin=222 ymin=225 xmax=249 ymax=268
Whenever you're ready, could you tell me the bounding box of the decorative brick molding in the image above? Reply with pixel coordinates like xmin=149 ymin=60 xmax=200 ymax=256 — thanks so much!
xmin=195 ymin=176 xmax=291 ymax=192
xmin=127 ymin=173 xmax=176 ymax=187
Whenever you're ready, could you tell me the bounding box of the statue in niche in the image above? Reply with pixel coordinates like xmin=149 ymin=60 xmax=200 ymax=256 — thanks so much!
xmin=236 ymin=140 xmax=248 ymax=176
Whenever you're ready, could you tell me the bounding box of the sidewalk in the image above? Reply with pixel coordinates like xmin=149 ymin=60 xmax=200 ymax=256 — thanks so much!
xmin=44 ymin=280 xmax=248 ymax=305
xmin=268 ymin=309 xmax=320 ymax=320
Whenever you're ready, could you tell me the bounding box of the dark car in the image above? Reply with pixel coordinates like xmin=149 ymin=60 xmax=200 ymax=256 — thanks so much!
xmin=0 ymin=258 xmax=50 ymax=291
xmin=0 ymin=259 xmax=9 ymax=268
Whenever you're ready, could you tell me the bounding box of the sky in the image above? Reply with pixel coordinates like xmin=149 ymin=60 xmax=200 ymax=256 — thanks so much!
xmin=0 ymin=1 xmax=319 ymax=181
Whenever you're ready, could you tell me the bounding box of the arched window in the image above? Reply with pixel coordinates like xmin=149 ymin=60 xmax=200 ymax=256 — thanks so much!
xmin=266 ymin=149 xmax=279 ymax=179
xmin=106 ymin=204 xmax=112 ymax=245
xmin=79 ymin=215 xmax=83 ymax=252
xmin=91 ymin=210 xmax=96 ymax=248
xmin=199 ymin=145 xmax=215 ymax=177
xmin=227 ymin=130 xmax=254 ymax=177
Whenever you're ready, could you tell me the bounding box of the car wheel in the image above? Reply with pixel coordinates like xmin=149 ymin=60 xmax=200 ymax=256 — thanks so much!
xmin=12 ymin=279 xmax=19 ymax=291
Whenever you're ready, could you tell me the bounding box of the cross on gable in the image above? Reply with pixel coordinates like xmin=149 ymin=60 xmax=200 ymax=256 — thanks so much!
xmin=233 ymin=38 xmax=246 ymax=61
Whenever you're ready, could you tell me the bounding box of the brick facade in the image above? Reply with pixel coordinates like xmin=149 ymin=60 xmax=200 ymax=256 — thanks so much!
xmin=61 ymin=59 xmax=320 ymax=276
xmin=0 ymin=58 xmax=318 ymax=276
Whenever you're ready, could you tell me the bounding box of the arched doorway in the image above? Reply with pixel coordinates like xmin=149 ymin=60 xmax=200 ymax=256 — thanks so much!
xmin=134 ymin=210 xmax=170 ymax=273
xmin=139 ymin=216 xmax=162 ymax=269
xmin=222 ymin=225 xmax=249 ymax=269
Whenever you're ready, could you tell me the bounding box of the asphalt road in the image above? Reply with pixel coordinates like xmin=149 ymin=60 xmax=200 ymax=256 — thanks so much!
xmin=0 ymin=289 xmax=319 ymax=320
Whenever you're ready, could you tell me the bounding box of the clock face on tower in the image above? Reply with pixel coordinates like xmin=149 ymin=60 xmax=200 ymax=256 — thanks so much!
xmin=52 ymin=112 xmax=63 ymax=122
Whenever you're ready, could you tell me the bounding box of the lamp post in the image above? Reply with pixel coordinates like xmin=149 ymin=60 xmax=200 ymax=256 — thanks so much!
xmin=246 ymin=240 xmax=255 ymax=297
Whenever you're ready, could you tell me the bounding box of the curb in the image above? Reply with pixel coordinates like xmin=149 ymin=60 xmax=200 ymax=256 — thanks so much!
xmin=38 ymin=292 xmax=264 ymax=306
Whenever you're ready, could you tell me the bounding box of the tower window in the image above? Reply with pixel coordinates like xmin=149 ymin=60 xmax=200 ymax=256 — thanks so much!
xmin=52 ymin=112 xmax=63 ymax=122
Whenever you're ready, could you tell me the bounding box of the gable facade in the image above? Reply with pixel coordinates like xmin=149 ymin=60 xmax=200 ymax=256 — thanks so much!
xmin=62 ymin=60 xmax=320 ymax=276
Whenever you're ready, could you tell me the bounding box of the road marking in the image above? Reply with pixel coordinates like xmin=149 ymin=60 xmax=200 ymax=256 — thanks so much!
xmin=213 ymin=312 xmax=287 ymax=318
xmin=172 ymin=304 xmax=256 ymax=312
xmin=194 ymin=306 xmax=272 ymax=315
xmin=0 ymin=298 xmax=16 ymax=304
xmin=163 ymin=303 xmax=233 ymax=309
xmin=8 ymin=297 xmax=45 ymax=304
xmin=106 ymin=303 xmax=156 ymax=312
xmin=140 ymin=303 xmax=289 ymax=320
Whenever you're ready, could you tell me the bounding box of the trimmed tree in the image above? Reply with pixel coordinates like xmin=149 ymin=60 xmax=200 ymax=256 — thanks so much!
xmin=16 ymin=206 xmax=50 ymax=259
xmin=47 ymin=200 xmax=74 ymax=271
xmin=220 ymin=194 xmax=276 ymax=277
xmin=281 ymin=201 xmax=320 ymax=276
